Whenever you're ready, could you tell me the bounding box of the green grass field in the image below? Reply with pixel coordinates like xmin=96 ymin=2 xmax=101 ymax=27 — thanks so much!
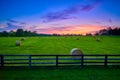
xmin=0 ymin=66 xmax=120 ymax=80
xmin=0 ymin=36 xmax=120 ymax=54
xmin=0 ymin=36 xmax=120 ymax=80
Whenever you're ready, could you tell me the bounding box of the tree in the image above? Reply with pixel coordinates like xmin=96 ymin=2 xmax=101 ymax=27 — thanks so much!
xmin=9 ymin=30 xmax=16 ymax=36
xmin=1 ymin=31 xmax=9 ymax=37
xmin=95 ymin=27 xmax=120 ymax=35
xmin=86 ymin=33 xmax=92 ymax=36
xmin=16 ymin=29 xmax=24 ymax=37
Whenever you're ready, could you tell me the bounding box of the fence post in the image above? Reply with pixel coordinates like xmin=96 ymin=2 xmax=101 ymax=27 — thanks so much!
xmin=81 ymin=55 xmax=84 ymax=67
xmin=0 ymin=55 xmax=4 ymax=67
xmin=29 ymin=55 xmax=32 ymax=67
xmin=104 ymin=55 xmax=108 ymax=67
xmin=56 ymin=55 xmax=58 ymax=68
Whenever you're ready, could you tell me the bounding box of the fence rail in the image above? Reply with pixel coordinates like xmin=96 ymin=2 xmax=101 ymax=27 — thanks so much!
xmin=0 ymin=54 xmax=120 ymax=68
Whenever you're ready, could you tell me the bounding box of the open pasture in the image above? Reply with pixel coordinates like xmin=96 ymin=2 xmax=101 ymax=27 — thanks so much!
xmin=0 ymin=36 xmax=120 ymax=54
xmin=0 ymin=36 xmax=120 ymax=80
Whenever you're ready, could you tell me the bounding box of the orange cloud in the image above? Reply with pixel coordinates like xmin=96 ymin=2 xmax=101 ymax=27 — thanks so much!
xmin=36 ymin=24 xmax=106 ymax=35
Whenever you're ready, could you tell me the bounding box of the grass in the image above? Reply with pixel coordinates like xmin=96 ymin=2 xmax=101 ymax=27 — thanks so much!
xmin=0 ymin=36 xmax=120 ymax=80
xmin=0 ymin=36 xmax=120 ymax=54
xmin=0 ymin=66 xmax=120 ymax=80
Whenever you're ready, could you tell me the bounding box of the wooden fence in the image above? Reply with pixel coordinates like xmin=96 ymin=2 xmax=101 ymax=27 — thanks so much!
xmin=0 ymin=54 xmax=120 ymax=68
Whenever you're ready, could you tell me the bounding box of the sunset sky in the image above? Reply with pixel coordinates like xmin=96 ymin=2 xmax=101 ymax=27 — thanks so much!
xmin=0 ymin=0 xmax=120 ymax=34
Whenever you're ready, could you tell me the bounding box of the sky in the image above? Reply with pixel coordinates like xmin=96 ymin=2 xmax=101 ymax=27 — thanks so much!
xmin=0 ymin=0 xmax=120 ymax=34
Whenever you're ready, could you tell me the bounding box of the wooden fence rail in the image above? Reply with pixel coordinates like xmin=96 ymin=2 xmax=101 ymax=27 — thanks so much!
xmin=0 ymin=54 xmax=120 ymax=68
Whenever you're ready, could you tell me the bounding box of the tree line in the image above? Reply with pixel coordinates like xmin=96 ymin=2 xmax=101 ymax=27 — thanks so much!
xmin=0 ymin=27 xmax=120 ymax=37
xmin=0 ymin=29 xmax=50 ymax=37
xmin=95 ymin=27 xmax=120 ymax=35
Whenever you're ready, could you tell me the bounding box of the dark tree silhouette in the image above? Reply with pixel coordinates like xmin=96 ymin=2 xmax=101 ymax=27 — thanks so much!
xmin=0 ymin=31 xmax=9 ymax=37
xmin=16 ymin=29 xmax=24 ymax=37
xmin=9 ymin=30 xmax=16 ymax=37
xmin=95 ymin=27 xmax=120 ymax=35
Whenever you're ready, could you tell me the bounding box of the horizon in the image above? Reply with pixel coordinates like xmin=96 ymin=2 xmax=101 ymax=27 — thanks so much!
xmin=0 ymin=0 xmax=120 ymax=34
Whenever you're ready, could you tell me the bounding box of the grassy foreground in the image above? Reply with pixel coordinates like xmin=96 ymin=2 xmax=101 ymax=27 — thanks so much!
xmin=0 ymin=66 xmax=120 ymax=80
xmin=0 ymin=36 xmax=120 ymax=54
xmin=0 ymin=36 xmax=120 ymax=80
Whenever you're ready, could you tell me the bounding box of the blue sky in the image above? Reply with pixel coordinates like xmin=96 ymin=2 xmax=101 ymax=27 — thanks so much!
xmin=0 ymin=0 xmax=120 ymax=34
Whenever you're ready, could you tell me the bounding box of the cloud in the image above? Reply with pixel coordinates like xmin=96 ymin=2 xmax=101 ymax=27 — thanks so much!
xmin=34 ymin=24 xmax=106 ymax=34
xmin=42 ymin=0 xmax=102 ymax=22
xmin=7 ymin=19 xmax=27 ymax=25
xmin=0 ymin=19 xmax=37 ymax=32
xmin=34 ymin=26 xmax=73 ymax=33
xmin=42 ymin=11 xmax=76 ymax=22
xmin=0 ymin=19 xmax=21 ymax=30
xmin=7 ymin=19 xmax=19 ymax=23
xmin=20 ymin=22 xmax=27 ymax=25
xmin=6 ymin=22 xmax=23 ymax=29
xmin=4 ymin=19 xmax=26 ymax=30
xmin=0 ymin=22 xmax=20 ymax=31
xmin=0 ymin=23 xmax=7 ymax=29
xmin=35 ymin=27 xmax=64 ymax=31
xmin=95 ymin=21 xmax=102 ymax=24
xmin=48 ymin=26 xmax=73 ymax=31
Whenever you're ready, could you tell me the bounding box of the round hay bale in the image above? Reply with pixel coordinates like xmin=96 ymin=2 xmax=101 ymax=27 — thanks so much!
xmin=16 ymin=41 xmax=21 ymax=46
xmin=21 ymin=37 xmax=25 ymax=41
xmin=70 ymin=48 xmax=83 ymax=59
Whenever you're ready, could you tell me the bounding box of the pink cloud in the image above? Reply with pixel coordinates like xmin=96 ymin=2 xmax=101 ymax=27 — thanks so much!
xmin=35 ymin=24 xmax=106 ymax=35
